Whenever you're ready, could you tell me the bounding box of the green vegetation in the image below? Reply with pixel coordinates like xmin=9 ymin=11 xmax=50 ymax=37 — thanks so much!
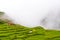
xmin=0 ymin=12 xmax=60 ymax=40
xmin=0 ymin=21 xmax=60 ymax=40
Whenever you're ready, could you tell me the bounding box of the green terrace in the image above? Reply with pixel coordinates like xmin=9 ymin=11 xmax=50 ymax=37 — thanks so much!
xmin=0 ymin=20 xmax=60 ymax=40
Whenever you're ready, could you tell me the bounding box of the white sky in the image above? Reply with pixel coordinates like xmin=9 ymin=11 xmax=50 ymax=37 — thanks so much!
xmin=0 ymin=0 xmax=60 ymax=27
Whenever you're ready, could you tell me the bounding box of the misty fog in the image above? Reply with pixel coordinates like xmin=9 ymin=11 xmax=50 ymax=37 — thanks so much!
xmin=0 ymin=0 xmax=60 ymax=29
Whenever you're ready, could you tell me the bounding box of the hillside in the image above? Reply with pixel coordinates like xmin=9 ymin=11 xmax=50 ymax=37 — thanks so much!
xmin=0 ymin=12 xmax=60 ymax=40
xmin=0 ymin=21 xmax=60 ymax=40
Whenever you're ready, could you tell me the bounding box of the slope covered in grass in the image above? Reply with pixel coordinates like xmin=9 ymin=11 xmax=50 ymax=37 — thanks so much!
xmin=0 ymin=20 xmax=60 ymax=40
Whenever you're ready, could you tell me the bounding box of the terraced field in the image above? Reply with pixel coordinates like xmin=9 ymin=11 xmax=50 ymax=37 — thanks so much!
xmin=0 ymin=22 xmax=60 ymax=40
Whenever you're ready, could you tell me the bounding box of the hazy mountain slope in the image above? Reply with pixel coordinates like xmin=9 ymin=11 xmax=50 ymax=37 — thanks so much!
xmin=0 ymin=12 xmax=60 ymax=40
xmin=0 ymin=22 xmax=60 ymax=40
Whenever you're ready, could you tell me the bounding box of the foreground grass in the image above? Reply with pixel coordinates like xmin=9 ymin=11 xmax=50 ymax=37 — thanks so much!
xmin=0 ymin=23 xmax=60 ymax=40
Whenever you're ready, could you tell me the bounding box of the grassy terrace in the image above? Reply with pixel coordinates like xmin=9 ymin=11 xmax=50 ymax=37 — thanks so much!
xmin=0 ymin=22 xmax=60 ymax=40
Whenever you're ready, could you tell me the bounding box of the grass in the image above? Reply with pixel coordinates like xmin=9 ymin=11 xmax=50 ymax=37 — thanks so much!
xmin=0 ymin=22 xmax=60 ymax=40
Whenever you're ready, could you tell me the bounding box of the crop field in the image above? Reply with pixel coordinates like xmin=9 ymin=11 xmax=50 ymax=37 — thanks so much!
xmin=0 ymin=22 xmax=60 ymax=40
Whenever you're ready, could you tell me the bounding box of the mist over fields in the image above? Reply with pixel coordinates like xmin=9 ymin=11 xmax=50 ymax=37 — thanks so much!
xmin=0 ymin=0 xmax=60 ymax=29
